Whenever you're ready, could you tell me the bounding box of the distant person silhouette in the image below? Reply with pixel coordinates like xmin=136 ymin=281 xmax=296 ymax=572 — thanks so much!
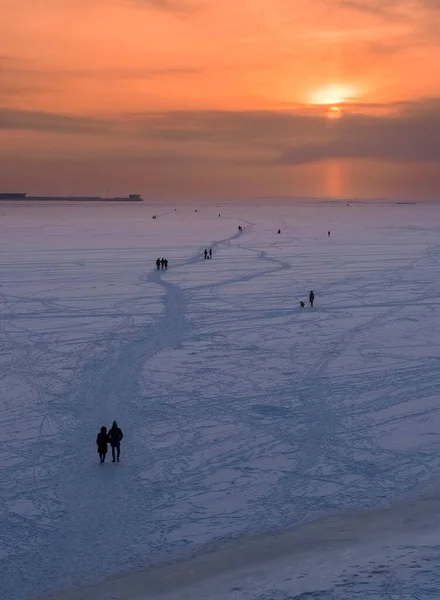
xmin=204 ymin=249 xmax=208 ymax=259
xmin=328 ymin=231 xmax=331 ymax=237
xmin=96 ymin=426 xmax=109 ymax=464
xmin=156 ymin=258 xmax=161 ymax=270
xmin=209 ymin=248 xmax=212 ymax=258
xmin=238 ymin=226 xmax=242 ymax=232
xmin=108 ymin=421 xmax=123 ymax=463
xmin=164 ymin=258 xmax=168 ymax=270
xmin=278 ymin=229 xmax=281 ymax=234
xmin=161 ymin=258 xmax=165 ymax=270
xmin=309 ymin=290 xmax=315 ymax=307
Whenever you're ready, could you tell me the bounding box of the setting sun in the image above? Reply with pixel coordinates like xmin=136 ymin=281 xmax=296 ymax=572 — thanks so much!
xmin=308 ymin=84 xmax=357 ymax=106
xmin=327 ymin=106 xmax=342 ymax=120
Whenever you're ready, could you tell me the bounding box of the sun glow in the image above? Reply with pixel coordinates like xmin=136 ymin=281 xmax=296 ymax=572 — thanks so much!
xmin=308 ymin=84 xmax=357 ymax=106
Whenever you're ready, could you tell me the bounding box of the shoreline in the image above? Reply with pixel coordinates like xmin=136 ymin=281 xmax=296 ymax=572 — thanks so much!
xmin=39 ymin=486 xmax=440 ymax=600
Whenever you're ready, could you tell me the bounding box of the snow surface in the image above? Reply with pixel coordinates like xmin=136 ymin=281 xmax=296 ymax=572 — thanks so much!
xmin=2 ymin=200 xmax=440 ymax=600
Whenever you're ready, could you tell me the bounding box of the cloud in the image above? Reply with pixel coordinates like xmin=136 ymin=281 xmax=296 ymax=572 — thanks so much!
xmin=0 ymin=56 xmax=203 ymax=102
xmin=338 ymin=0 xmax=404 ymax=20
xmin=0 ymin=108 xmax=111 ymax=134
xmin=129 ymin=100 xmax=440 ymax=164
xmin=0 ymin=55 xmax=23 ymax=66
xmin=2 ymin=99 xmax=440 ymax=165
xmin=421 ymin=0 xmax=440 ymax=9
xmin=131 ymin=0 xmax=195 ymax=11
xmin=128 ymin=109 xmax=323 ymax=143
xmin=337 ymin=0 xmax=440 ymax=22
xmin=0 ymin=56 xmax=202 ymax=83
xmin=75 ymin=66 xmax=203 ymax=81
xmin=281 ymin=100 xmax=440 ymax=164
xmin=0 ymin=56 xmax=59 ymax=96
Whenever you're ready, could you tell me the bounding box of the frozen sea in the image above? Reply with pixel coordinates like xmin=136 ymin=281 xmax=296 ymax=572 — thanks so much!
xmin=2 ymin=200 xmax=440 ymax=600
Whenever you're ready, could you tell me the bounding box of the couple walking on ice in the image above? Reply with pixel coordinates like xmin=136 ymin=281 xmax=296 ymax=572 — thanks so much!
xmin=96 ymin=421 xmax=123 ymax=464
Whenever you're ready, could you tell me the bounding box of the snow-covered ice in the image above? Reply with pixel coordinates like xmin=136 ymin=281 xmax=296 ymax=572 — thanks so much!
xmin=2 ymin=200 xmax=440 ymax=600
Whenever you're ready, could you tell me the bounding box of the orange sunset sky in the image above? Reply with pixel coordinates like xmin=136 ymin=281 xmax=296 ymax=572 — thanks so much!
xmin=1 ymin=0 xmax=440 ymax=200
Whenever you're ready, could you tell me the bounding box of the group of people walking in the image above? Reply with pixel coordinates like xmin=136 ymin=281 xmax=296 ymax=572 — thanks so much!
xmin=204 ymin=249 xmax=213 ymax=259
xmin=156 ymin=258 xmax=168 ymax=270
xmin=96 ymin=421 xmax=124 ymax=464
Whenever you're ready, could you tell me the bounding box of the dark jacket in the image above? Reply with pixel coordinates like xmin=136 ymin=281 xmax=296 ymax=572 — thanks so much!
xmin=96 ymin=432 xmax=108 ymax=453
xmin=108 ymin=426 xmax=123 ymax=447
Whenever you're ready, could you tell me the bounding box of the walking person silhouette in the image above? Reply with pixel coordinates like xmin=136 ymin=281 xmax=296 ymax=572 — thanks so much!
xmin=108 ymin=421 xmax=123 ymax=462
xmin=96 ymin=426 xmax=109 ymax=464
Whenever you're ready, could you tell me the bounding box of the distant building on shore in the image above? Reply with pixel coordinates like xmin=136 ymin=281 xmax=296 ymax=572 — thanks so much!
xmin=0 ymin=193 xmax=143 ymax=202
